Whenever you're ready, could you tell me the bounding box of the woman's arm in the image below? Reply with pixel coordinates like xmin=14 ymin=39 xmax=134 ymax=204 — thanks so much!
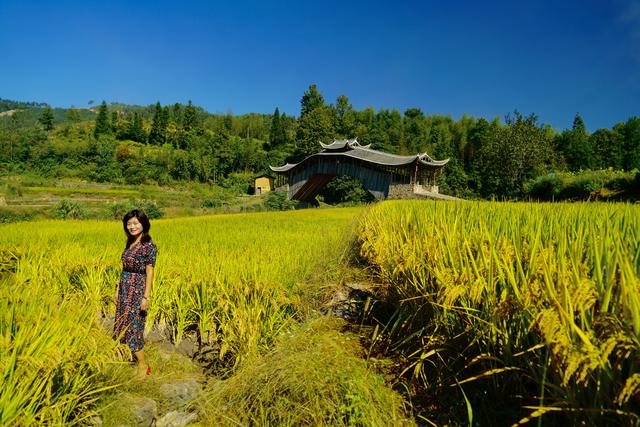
xmin=140 ymin=264 xmax=154 ymax=311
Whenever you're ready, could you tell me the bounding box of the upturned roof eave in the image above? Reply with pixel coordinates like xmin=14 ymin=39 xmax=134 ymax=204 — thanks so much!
xmin=269 ymin=150 xmax=448 ymax=174
xmin=269 ymin=163 xmax=297 ymax=173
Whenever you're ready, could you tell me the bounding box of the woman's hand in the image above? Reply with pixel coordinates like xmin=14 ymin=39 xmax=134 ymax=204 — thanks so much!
xmin=141 ymin=296 xmax=149 ymax=311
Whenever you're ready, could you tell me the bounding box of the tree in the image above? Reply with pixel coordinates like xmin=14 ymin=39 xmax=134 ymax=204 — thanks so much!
xmin=93 ymin=101 xmax=111 ymax=139
xmin=560 ymin=114 xmax=593 ymax=171
xmin=269 ymin=107 xmax=287 ymax=149
xmin=182 ymin=100 xmax=199 ymax=131
xmin=300 ymin=84 xmax=325 ymax=118
xmin=111 ymin=111 xmax=119 ymax=132
xmin=465 ymin=118 xmax=494 ymax=191
xmin=66 ymin=108 xmax=80 ymax=123
xmin=321 ymin=175 xmax=375 ymax=205
xmin=295 ymin=106 xmax=335 ymax=157
xmin=591 ymin=128 xmax=623 ymax=169
xmin=620 ymin=117 xmax=640 ymax=171
xmin=128 ymin=112 xmax=147 ymax=143
xmin=295 ymin=85 xmax=334 ymax=157
xmin=39 ymin=106 xmax=55 ymax=131
xmin=223 ymin=113 xmax=234 ymax=132
xmin=403 ymin=108 xmax=426 ymax=153
xmin=430 ymin=121 xmax=454 ymax=158
xmin=172 ymin=103 xmax=183 ymax=127
xmin=92 ymin=136 xmax=119 ymax=182
xmin=148 ymin=102 xmax=167 ymax=145
xmin=477 ymin=112 xmax=553 ymax=198
xmin=335 ymin=95 xmax=355 ymax=138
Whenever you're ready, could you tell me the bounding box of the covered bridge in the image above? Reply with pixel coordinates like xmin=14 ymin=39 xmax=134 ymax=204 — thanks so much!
xmin=270 ymin=138 xmax=449 ymax=202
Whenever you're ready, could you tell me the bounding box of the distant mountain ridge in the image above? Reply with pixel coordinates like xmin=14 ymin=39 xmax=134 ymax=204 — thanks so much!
xmin=0 ymin=98 xmax=48 ymax=112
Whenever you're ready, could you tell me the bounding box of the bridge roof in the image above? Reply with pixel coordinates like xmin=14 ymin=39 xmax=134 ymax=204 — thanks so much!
xmin=270 ymin=138 xmax=449 ymax=173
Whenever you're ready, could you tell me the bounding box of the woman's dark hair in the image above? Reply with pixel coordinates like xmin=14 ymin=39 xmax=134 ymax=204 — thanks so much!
xmin=123 ymin=209 xmax=152 ymax=248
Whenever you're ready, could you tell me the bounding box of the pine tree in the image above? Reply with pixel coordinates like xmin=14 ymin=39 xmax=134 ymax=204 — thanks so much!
xmin=269 ymin=107 xmax=287 ymax=149
xmin=300 ymin=84 xmax=325 ymax=118
xmin=128 ymin=112 xmax=147 ymax=143
xmin=93 ymin=101 xmax=111 ymax=139
xmin=172 ymin=103 xmax=183 ymax=127
xmin=182 ymin=100 xmax=198 ymax=131
xmin=572 ymin=114 xmax=591 ymax=166
xmin=148 ymin=102 xmax=167 ymax=145
xmin=562 ymin=114 xmax=593 ymax=171
xmin=39 ymin=106 xmax=55 ymax=131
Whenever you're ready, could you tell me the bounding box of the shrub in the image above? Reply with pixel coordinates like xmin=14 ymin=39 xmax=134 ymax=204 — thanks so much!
xmin=55 ymin=199 xmax=87 ymax=219
xmin=5 ymin=182 xmax=23 ymax=197
xmin=201 ymin=197 xmax=223 ymax=208
xmin=264 ymin=190 xmax=298 ymax=211
xmin=0 ymin=207 xmax=35 ymax=223
xmin=525 ymin=169 xmax=640 ymax=201
xmin=524 ymin=173 xmax=562 ymax=200
xmin=107 ymin=199 xmax=163 ymax=220
xmin=108 ymin=201 xmax=132 ymax=220
xmin=220 ymin=172 xmax=253 ymax=194
xmin=138 ymin=200 xmax=163 ymax=219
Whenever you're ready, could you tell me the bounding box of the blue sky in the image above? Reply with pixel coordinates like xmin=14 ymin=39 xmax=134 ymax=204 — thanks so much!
xmin=0 ymin=0 xmax=638 ymax=130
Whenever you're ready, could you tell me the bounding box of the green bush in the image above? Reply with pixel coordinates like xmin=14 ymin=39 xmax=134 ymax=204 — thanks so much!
xmin=220 ymin=172 xmax=253 ymax=194
xmin=524 ymin=173 xmax=562 ymax=200
xmin=0 ymin=207 xmax=36 ymax=223
xmin=321 ymin=175 xmax=375 ymax=205
xmin=525 ymin=169 xmax=639 ymax=201
xmin=108 ymin=201 xmax=132 ymax=220
xmin=55 ymin=199 xmax=87 ymax=219
xmin=107 ymin=199 xmax=164 ymax=220
xmin=5 ymin=182 xmax=23 ymax=197
xmin=264 ymin=190 xmax=298 ymax=211
xmin=139 ymin=200 xmax=163 ymax=219
xmin=201 ymin=197 xmax=223 ymax=208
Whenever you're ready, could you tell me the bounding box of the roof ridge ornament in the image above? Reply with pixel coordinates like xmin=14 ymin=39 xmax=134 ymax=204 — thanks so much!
xmin=419 ymin=153 xmax=434 ymax=162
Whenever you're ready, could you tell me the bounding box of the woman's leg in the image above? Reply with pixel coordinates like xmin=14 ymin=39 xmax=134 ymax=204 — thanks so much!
xmin=134 ymin=349 xmax=149 ymax=375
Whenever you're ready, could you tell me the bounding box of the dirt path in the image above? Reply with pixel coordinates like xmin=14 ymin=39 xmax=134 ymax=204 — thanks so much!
xmin=96 ymin=321 xmax=204 ymax=427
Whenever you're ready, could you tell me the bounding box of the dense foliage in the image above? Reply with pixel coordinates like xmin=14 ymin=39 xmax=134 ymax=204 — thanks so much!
xmin=359 ymin=201 xmax=640 ymax=425
xmin=1 ymin=87 xmax=638 ymax=201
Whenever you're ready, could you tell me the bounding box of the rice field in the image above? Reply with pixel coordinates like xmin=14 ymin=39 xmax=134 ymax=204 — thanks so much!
xmin=358 ymin=200 xmax=640 ymax=425
xmin=2 ymin=200 xmax=639 ymax=425
xmin=0 ymin=208 xmax=371 ymax=425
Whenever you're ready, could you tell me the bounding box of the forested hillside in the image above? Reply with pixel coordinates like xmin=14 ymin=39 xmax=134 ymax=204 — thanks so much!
xmin=1 ymin=86 xmax=638 ymax=201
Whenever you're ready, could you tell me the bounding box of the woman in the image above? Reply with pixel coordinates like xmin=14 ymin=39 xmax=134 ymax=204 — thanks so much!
xmin=113 ymin=209 xmax=158 ymax=376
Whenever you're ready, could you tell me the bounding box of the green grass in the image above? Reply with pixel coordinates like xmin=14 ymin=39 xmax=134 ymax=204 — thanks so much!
xmin=0 ymin=175 xmax=272 ymax=221
xmin=25 ymin=186 xmax=140 ymax=196
xmin=200 ymin=316 xmax=415 ymax=426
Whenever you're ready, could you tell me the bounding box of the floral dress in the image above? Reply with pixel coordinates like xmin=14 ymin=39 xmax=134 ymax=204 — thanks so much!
xmin=113 ymin=240 xmax=157 ymax=352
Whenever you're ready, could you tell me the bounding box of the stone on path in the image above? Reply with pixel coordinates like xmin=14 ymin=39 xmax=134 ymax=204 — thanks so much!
xmin=159 ymin=379 xmax=202 ymax=409
xmin=126 ymin=396 xmax=158 ymax=427
xmin=156 ymin=410 xmax=198 ymax=427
